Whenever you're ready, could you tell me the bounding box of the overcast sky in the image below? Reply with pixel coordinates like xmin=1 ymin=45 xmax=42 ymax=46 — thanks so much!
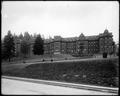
xmin=2 ymin=1 xmax=119 ymax=43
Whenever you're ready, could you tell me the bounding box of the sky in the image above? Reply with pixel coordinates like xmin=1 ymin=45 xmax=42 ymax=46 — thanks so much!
xmin=2 ymin=1 xmax=119 ymax=43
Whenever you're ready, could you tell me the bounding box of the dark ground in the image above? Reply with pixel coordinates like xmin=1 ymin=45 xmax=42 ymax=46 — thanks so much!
xmin=2 ymin=57 xmax=119 ymax=88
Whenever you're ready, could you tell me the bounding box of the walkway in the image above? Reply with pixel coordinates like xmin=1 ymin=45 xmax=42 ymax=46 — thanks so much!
xmin=2 ymin=76 xmax=118 ymax=95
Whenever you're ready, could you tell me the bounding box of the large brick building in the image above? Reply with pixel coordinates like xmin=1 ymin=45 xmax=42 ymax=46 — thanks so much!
xmin=44 ymin=29 xmax=115 ymax=56
xmin=14 ymin=29 xmax=115 ymax=56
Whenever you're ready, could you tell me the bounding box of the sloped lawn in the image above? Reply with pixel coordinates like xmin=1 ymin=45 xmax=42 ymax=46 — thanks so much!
xmin=2 ymin=58 xmax=119 ymax=87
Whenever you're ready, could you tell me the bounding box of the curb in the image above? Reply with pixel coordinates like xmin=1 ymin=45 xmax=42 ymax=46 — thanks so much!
xmin=2 ymin=75 xmax=118 ymax=94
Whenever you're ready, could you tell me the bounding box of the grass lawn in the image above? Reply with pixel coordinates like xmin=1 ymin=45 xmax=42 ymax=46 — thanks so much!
xmin=2 ymin=57 xmax=119 ymax=88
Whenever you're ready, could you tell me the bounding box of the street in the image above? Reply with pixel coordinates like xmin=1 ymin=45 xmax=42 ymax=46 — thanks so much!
xmin=2 ymin=78 xmax=117 ymax=95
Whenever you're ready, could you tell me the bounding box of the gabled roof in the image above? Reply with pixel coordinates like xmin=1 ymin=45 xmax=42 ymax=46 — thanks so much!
xmin=44 ymin=35 xmax=99 ymax=43
xmin=104 ymin=29 xmax=109 ymax=34
xmin=99 ymin=29 xmax=113 ymax=37
xmin=43 ymin=29 xmax=112 ymax=43
xmin=79 ymin=33 xmax=86 ymax=40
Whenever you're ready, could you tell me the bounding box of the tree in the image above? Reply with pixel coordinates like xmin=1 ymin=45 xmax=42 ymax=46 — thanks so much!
xmin=2 ymin=30 xmax=15 ymax=62
xmin=19 ymin=33 xmax=24 ymax=40
xmin=33 ymin=34 xmax=44 ymax=55
xmin=1 ymin=41 xmax=5 ymax=60
xmin=20 ymin=40 xmax=30 ymax=58
xmin=24 ymin=32 xmax=31 ymax=41
xmin=13 ymin=34 xmax=20 ymax=57
xmin=33 ymin=33 xmax=37 ymax=39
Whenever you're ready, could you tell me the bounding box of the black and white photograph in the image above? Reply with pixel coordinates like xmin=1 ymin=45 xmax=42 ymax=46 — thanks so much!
xmin=1 ymin=1 xmax=119 ymax=95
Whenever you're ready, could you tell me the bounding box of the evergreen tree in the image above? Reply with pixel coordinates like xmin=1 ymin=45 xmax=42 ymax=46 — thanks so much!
xmin=33 ymin=33 xmax=37 ymax=39
xmin=33 ymin=34 xmax=44 ymax=55
xmin=24 ymin=32 xmax=31 ymax=41
xmin=18 ymin=32 xmax=32 ymax=58
xmin=2 ymin=30 xmax=15 ymax=62
xmin=19 ymin=33 xmax=24 ymax=40
xmin=1 ymin=41 xmax=5 ymax=60
xmin=20 ymin=40 xmax=30 ymax=58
